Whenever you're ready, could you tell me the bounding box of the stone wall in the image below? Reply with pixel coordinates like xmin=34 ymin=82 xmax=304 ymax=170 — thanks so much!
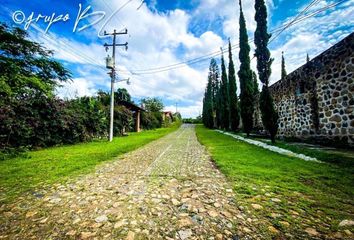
xmin=268 ymin=32 xmax=354 ymax=147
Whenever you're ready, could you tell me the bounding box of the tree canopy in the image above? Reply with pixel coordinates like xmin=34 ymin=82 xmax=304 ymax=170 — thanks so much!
xmin=140 ymin=97 xmax=164 ymax=112
xmin=254 ymin=0 xmax=273 ymax=87
xmin=202 ymin=58 xmax=219 ymax=128
xmin=0 ymin=24 xmax=71 ymax=100
xmin=254 ymin=0 xmax=278 ymax=143
xmin=281 ymin=51 xmax=287 ymax=80
xmin=228 ymin=40 xmax=240 ymax=131
xmin=0 ymin=24 xmax=165 ymax=153
xmin=220 ymin=50 xmax=230 ymax=130
xmin=238 ymin=0 xmax=255 ymax=136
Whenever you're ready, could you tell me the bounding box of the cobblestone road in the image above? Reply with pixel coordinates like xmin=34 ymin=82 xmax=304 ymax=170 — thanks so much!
xmin=0 ymin=125 xmax=245 ymax=240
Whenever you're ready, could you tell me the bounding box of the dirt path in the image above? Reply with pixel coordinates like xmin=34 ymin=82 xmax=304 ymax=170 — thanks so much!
xmin=0 ymin=125 xmax=246 ymax=239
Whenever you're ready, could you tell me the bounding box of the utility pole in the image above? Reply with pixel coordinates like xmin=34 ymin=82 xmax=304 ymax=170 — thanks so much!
xmin=175 ymin=102 xmax=178 ymax=113
xmin=104 ymin=29 xmax=128 ymax=142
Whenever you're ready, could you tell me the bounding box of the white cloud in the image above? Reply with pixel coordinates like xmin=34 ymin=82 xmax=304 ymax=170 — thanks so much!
xmin=26 ymin=0 xmax=211 ymax=117
xmin=268 ymin=0 xmax=354 ymax=84
xmin=164 ymin=101 xmax=203 ymax=119
xmin=181 ymin=31 xmax=224 ymax=59
xmin=87 ymin=0 xmax=215 ymax=115
xmin=30 ymin=25 xmax=106 ymax=67
xmin=23 ymin=0 xmax=354 ymax=118
xmin=56 ymin=78 xmax=97 ymax=99
xmin=194 ymin=0 xmax=274 ymax=40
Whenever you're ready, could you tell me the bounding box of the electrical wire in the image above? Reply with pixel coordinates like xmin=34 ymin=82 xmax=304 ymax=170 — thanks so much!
xmin=31 ymin=0 xmax=135 ymax=74
xmin=269 ymin=0 xmax=346 ymax=44
xmin=29 ymin=0 xmax=349 ymax=76
xmin=127 ymin=0 xmax=348 ymax=75
xmin=268 ymin=0 xmax=322 ymax=44
xmin=98 ymin=0 xmax=156 ymax=76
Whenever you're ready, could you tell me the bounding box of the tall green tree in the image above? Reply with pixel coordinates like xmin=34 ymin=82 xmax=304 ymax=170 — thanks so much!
xmin=215 ymin=87 xmax=222 ymax=128
xmin=202 ymin=73 xmax=214 ymax=128
xmin=202 ymin=58 xmax=219 ymax=128
xmin=306 ymin=53 xmax=310 ymax=63
xmin=252 ymin=71 xmax=259 ymax=95
xmin=252 ymin=71 xmax=261 ymax=128
xmin=116 ymin=88 xmax=132 ymax=102
xmin=0 ymin=24 xmax=71 ymax=100
xmin=219 ymin=49 xmax=230 ymax=130
xmin=0 ymin=24 xmax=72 ymax=150
xmin=139 ymin=97 xmax=164 ymax=129
xmin=140 ymin=97 xmax=163 ymax=112
xmin=228 ymin=40 xmax=240 ymax=131
xmin=281 ymin=51 xmax=287 ymax=80
xmin=210 ymin=59 xmax=220 ymax=128
xmin=238 ymin=0 xmax=255 ymax=136
xmin=254 ymin=0 xmax=278 ymax=143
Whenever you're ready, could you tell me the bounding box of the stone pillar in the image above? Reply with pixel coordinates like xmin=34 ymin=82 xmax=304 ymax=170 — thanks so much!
xmin=136 ymin=110 xmax=141 ymax=132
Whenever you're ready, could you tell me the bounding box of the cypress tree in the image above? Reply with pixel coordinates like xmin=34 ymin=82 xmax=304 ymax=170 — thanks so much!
xmin=254 ymin=0 xmax=278 ymax=143
xmin=211 ymin=59 xmax=220 ymax=128
xmin=281 ymin=51 xmax=287 ymax=80
xmin=216 ymin=85 xmax=223 ymax=128
xmin=228 ymin=39 xmax=240 ymax=131
xmin=202 ymin=58 xmax=220 ymax=128
xmin=252 ymin=71 xmax=261 ymax=127
xmin=220 ymin=49 xmax=230 ymax=130
xmin=202 ymin=74 xmax=213 ymax=128
xmin=306 ymin=53 xmax=310 ymax=63
xmin=238 ymin=0 xmax=255 ymax=136
xmin=202 ymin=95 xmax=206 ymax=125
xmin=252 ymin=71 xmax=259 ymax=97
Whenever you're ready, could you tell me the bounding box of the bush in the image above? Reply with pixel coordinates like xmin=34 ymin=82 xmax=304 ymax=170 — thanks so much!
xmin=173 ymin=112 xmax=182 ymax=122
xmin=113 ymin=106 xmax=133 ymax=135
xmin=0 ymin=24 xmax=168 ymax=155
xmin=0 ymin=95 xmax=108 ymax=150
xmin=0 ymin=95 xmax=65 ymax=149
xmin=141 ymin=111 xmax=163 ymax=130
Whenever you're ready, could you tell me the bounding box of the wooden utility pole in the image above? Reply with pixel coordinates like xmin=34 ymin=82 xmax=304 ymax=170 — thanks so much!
xmin=104 ymin=29 xmax=128 ymax=142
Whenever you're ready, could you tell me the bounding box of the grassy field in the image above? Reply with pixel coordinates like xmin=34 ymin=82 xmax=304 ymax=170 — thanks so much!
xmin=0 ymin=123 xmax=180 ymax=203
xmin=237 ymin=132 xmax=354 ymax=168
xmin=196 ymin=125 xmax=354 ymax=239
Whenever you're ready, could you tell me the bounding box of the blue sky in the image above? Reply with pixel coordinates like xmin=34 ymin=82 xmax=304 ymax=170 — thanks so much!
xmin=1 ymin=0 xmax=353 ymax=117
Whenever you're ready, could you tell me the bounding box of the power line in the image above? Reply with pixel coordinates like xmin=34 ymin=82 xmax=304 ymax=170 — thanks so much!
xmin=98 ymin=0 xmax=152 ymax=74
xmin=103 ymin=0 xmax=157 ymax=75
xmin=31 ymin=0 xmax=135 ymax=74
xmin=269 ymin=0 xmax=322 ymax=44
xmin=32 ymin=24 xmax=107 ymax=69
xmin=28 ymin=0 xmax=348 ymax=76
xmin=127 ymin=0 xmax=347 ymax=75
xmin=137 ymin=0 xmax=145 ymax=10
xmin=269 ymin=0 xmax=346 ymax=44
xmin=99 ymin=0 xmax=131 ymax=32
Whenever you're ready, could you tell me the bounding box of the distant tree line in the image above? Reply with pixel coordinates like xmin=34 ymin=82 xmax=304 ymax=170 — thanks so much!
xmin=183 ymin=115 xmax=202 ymax=124
xmin=202 ymin=0 xmax=279 ymax=143
xmin=0 ymin=24 xmax=175 ymax=155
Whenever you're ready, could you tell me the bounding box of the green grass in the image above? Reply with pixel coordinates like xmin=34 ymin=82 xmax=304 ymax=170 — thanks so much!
xmin=268 ymin=140 xmax=354 ymax=168
xmin=196 ymin=125 xmax=354 ymax=238
xmin=237 ymin=132 xmax=354 ymax=168
xmin=0 ymin=123 xmax=180 ymax=203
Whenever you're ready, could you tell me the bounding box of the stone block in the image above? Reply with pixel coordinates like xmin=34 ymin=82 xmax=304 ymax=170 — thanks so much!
xmin=329 ymin=115 xmax=342 ymax=122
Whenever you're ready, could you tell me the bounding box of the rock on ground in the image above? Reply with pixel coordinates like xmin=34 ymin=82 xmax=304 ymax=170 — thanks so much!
xmin=0 ymin=125 xmax=249 ymax=239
